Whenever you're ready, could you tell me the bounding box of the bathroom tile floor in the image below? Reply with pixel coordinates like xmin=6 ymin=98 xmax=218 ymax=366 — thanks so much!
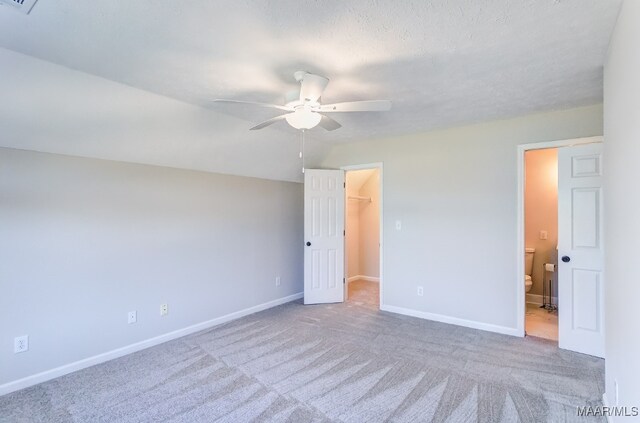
xmin=526 ymin=302 xmax=559 ymax=341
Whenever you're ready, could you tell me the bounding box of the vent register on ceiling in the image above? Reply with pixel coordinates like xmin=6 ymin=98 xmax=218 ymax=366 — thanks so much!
xmin=0 ymin=0 xmax=38 ymax=14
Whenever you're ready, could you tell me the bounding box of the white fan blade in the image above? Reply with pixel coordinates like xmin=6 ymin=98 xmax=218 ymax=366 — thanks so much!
xmin=299 ymin=73 xmax=329 ymax=103
xmin=249 ymin=114 xmax=290 ymax=130
xmin=318 ymin=114 xmax=342 ymax=131
xmin=320 ymin=100 xmax=391 ymax=112
xmin=212 ymin=99 xmax=293 ymax=112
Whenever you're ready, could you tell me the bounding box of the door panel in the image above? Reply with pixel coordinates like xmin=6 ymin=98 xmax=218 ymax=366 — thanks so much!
xmin=571 ymin=188 xmax=600 ymax=249
xmin=558 ymin=143 xmax=604 ymax=357
xmin=304 ymin=169 xmax=345 ymax=304
xmin=572 ymin=269 xmax=600 ymax=332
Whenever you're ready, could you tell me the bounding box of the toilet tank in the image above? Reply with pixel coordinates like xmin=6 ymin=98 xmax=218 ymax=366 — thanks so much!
xmin=525 ymin=248 xmax=535 ymax=276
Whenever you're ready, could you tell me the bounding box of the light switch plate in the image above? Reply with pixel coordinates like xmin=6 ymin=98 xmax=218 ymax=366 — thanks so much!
xmin=539 ymin=230 xmax=548 ymax=240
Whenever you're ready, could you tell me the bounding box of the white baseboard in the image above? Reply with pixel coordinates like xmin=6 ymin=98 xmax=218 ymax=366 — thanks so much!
xmin=347 ymin=275 xmax=380 ymax=283
xmin=526 ymin=293 xmax=558 ymax=306
xmin=0 ymin=292 xmax=303 ymax=397
xmin=602 ymin=393 xmax=613 ymax=423
xmin=380 ymin=304 xmax=520 ymax=337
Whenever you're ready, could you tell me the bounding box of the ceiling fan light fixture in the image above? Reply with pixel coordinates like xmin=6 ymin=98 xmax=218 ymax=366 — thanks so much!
xmin=285 ymin=108 xmax=322 ymax=129
xmin=213 ymin=71 xmax=391 ymax=132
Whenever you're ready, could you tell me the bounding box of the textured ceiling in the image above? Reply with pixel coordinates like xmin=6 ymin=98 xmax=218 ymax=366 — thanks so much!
xmin=0 ymin=0 xmax=622 ymax=180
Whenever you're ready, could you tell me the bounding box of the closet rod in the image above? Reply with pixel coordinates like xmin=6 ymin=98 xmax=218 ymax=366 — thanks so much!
xmin=348 ymin=195 xmax=372 ymax=202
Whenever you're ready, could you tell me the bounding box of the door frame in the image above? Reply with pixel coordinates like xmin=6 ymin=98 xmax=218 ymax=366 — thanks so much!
xmin=341 ymin=162 xmax=384 ymax=308
xmin=516 ymin=136 xmax=603 ymax=337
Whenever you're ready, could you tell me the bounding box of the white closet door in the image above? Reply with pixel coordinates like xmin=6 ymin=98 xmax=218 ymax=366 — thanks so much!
xmin=304 ymin=169 xmax=345 ymax=304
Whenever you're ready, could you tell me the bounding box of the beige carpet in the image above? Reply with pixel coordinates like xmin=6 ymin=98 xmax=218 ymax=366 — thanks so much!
xmin=0 ymin=300 xmax=604 ymax=422
xmin=347 ymin=279 xmax=379 ymax=309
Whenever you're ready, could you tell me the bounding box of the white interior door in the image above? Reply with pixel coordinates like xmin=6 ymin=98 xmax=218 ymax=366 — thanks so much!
xmin=558 ymin=143 xmax=604 ymax=357
xmin=304 ymin=169 xmax=345 ymax=304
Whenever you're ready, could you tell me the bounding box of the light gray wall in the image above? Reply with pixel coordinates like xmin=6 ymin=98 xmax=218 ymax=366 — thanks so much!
xmin=322 ymin=104 xmax=603 ymax=331
xmin=0 ymin=148 xmax=303 ymax=386
xmin=604 ymin=0 xmax=640 ymax=413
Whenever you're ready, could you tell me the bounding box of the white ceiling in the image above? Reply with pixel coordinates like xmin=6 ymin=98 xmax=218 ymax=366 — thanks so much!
xmin=0 ymin=0 xmax=622 ymax=180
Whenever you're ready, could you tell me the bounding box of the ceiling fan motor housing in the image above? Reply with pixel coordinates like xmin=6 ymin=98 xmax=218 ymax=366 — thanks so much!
xmin=293 ymin=70 xmax=308 ymax=82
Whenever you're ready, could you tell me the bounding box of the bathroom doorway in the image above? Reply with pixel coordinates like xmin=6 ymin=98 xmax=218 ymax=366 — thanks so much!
xmin=517 ymin=136 xmax=605 ymax=357
xmin=344 ymin=165 xmax=382 ymax=310
xmin=524 ymin=148 xmax=559 ymax=341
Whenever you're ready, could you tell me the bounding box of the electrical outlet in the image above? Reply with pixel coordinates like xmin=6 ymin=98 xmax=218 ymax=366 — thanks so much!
xmin=14 ymin=335 xmax=29 ymax=353
xmin=396 ymin=220 xmax=402 ymax=231
xmin=417 ymin=286 xmax=424 ymax=297
xmin=128 ymin=311 xmax=137 ymax=324
xmin=539 ymin=230 xmax=548 ymax=240
xmin=275 ymin=276 xmax=281 ymax=287
xmin=160 ymin=304 xmax=168 ymax=316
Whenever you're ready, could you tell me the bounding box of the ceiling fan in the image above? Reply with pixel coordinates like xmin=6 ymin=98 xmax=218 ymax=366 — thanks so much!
xmin=213 ymin=71 xmax=391 ymax=131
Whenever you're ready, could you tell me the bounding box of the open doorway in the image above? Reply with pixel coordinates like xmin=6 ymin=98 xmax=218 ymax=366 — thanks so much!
xmin=344 ymin=167 xmax=381 ymax=309
xmin=524 ymin=148 xmax=559 ymax=341
xmin=517 ymin=137 xmax=604 ymax=357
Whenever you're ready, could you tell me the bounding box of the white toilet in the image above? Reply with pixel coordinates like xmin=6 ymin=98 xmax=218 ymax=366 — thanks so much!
xmin=525 ymin=248 xmax=535 ymax=292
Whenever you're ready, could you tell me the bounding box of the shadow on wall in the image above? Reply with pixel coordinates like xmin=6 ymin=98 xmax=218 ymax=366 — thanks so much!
xmin=525 ymin=148 xmax=558 ymax=297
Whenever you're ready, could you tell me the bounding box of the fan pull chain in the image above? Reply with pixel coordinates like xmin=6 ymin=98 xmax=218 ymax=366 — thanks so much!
xmin=300 ymin=129 xmax=305 ymax=174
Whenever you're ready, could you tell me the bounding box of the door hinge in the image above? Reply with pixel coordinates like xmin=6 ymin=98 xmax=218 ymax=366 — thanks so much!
xmin=343 ymin=230 xmax=345 ymax=236
xmin=344 ymin=182 xmax=346 ymax=188
xmin=343 ymin=278 xmax=345 ymax=284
